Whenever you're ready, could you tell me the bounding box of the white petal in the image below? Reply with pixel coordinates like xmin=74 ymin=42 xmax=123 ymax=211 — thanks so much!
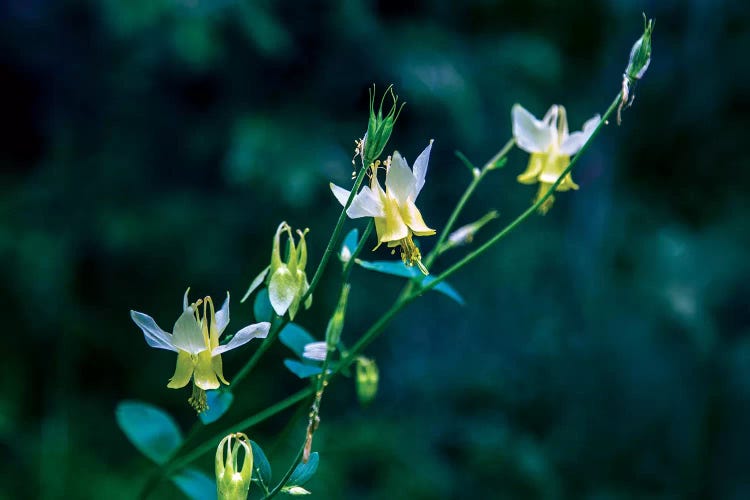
xmin=542 ymin=104 xmax=559 ymax=125
xmin=241 ymin=265 xmax=270 ymax=303
xmin=212 ymin=322 xmax=271 ymax=355
xmin=559 ymin=114 xmax=601 ymax=155
xmin=130 ymin=310 xmax=177 ymax=352
xmin=385 ymin=151 xmax=416 ymax=204
xmin=411 ymin=140 xmax=433 ymax=201
xmin=215 ymin=292 xmax=230 ymax=335
xmin=183 ymin=288 xmax=190 ymax=311
xmin=171 ymin=306 xmax=207 ymax=355
xmin=512 ymin=104 xmax=555 ymax=153
xmin=302 ymin=341 xmax=328 ymax=361
xmin=330 ymin=183 xmax=384 ymax=218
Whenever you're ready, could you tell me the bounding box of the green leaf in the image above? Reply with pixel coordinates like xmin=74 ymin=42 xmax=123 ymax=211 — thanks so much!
xmin=253 ymin=288 xmax=274 ymax=322
xmin=355 ymin=259 xmax=465 ymax=305
xmin=115 ymin=400 xmax=183 ymax=465
xmin=279 ymin=323 xmax=316 ymax=358
xmin=287 ymin=452 xmax=319 ymax=487
xmin=283 ymin=359 xmax=323 ymax=379
xmin=340 ymin=228 xmax=359 ymax=261
xmin=171 ymin=468 xmax=216 ymax=500
xmin=250 ymin=440 xmax=272 ymax=486
xmin=199 ymin=390 xmax=234 ymax=425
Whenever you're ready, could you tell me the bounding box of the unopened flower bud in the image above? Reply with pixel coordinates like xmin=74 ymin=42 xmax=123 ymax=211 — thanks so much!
xmin=325 ymin=284 xmax=350 ymax=350
xmin=444 ymin=211 xmax=499 ymax=251
xmin=216 ymin=433 xmax=253 ymax=500
xmin=619 ymin=14 xmax=654 ymax=124
xmin=355 ymin=357 xmax=379 ymax=405
xmin=363 ymin=85 xmax=404 ymax=163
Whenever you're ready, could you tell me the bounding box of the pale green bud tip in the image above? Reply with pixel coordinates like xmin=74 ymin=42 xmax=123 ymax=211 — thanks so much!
xmin=325 ymin=283 xmax=351 ymax=350
xmin=625 ymin=14 xmax=654 ymax=81
xmin=445 ymin=210 xmax=499 ymax=250
xmin=363 ymin=84 xmax=404 ymax=163
xmin=356 ymin=356 xmax=379 ymax=405
xmin=216 ymin=433 xmax=254 ymax=500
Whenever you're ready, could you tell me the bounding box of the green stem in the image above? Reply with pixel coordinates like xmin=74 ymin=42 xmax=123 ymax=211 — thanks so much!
xmin=421 ymin=93 xmax=622 ymax=296
xmin=300 ymin=160 xmax=370 ymax=304
xmin=232 ymin=313 xmax=286 ymax=387
xmin=342 ymin=220 xmax=374 ymax=279
xmin=423 ymin=138 xmax=514 ymax=269
xmin=265 ymin=442 xmax=306 ymax=499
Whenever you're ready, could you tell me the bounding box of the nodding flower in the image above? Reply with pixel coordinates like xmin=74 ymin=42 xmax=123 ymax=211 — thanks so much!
xmin=331 ymin=141 xmax=436 ymax=274
xmin=130 ymin=290 xmax=270 ymax=413
xmin=512 ymin=104 xmax=599 ymax=214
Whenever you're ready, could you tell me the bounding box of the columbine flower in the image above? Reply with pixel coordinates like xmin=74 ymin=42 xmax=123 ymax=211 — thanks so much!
xmin=216 ymin=432 xmax=253 ymax=500
xmin=242 ymin=222 xmax=312 ymax=320
xmin=302 ymin=341 xmax=328 ymax=362
xmin=130 ymin=290 xmax=270 ymax=413
xmin=330 ymin=141 xmax=436 ymax=274
xmin=513 ymin=104 xmax=600 ymax=214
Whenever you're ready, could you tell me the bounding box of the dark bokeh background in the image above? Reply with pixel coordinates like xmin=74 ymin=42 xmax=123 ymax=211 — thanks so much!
xmin=2 ymin=0 xmax=749 ymax=498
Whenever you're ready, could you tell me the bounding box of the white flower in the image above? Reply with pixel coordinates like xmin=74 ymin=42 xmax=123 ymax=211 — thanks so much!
xmin=512 ymin=104 xmax=599 ymax=213
xmin=302 ymin=341 xmax=328 ymax=362
xmin=330 ymin=141 xmax=436 ymax=274
xmin=131 ymin=290 xmax=270 ymax=412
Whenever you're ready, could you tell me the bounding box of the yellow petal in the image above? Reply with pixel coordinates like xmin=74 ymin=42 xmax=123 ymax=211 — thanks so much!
xmin=193 ymin=350 xmax=220 ymax=390
xmin=399 ymin=198 xmax=435 ymax=237
xmin=517 ymin=153 xmax=546 ymax=184
xmin=538 ymin=154 xmax=578 ymax=191
xmin=167 ymin=350 xmax=194 ymax=389
xmin=375 ymin=197 xmax=409 ymax=244
xmin=211 ymin=353 xmax=230 ymax=385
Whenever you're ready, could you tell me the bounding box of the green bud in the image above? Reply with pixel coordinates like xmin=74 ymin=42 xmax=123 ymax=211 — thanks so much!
xmin=363 ymin=85 xmax=404 ymax=163
xmin=355 ymin=357 xmax=379 ymax=406
xmin=325 ymin=284 xmax=350 ymax=350
xmin=625 ymin=14 xmax=655 ymax=81
xmin=267 ymin=222 xmax=312 ymax=319
xmin=216 ymin=433 xmax=253 ymax=500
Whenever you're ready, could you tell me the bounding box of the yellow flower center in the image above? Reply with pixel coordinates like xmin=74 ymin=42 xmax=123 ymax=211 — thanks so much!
xmin=189 ymin=384 xmax=208 ymax=413
xmin=394 ymin=233 xmax=428 ymax=275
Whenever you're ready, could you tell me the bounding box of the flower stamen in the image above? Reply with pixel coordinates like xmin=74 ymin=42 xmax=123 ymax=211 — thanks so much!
xmin=189 ymin=384 xmax=208 ymax=413
xmin=398 ymin=235 xmax=428 ymax=275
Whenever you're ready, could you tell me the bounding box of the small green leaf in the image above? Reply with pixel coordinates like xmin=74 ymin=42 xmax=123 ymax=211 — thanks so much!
xmin=287 ymin=452 xmax=319 ymax=487
xmin=199 ymin=390 xmax=234 ymax=425
xmin=340 ymin=228 xmax=359 ymax=262
xmin=115 ymin=401 xmax=182 ymax=465
xmin=171 ymin=468 xmax=216 ymax=500
xmin=254 ymin=288 xmax=274 ymax=322
xmin=250 ymin=440 xmax=272 ymax=486
xmin=279 ymin=323 xmax=316 ymax=358
xmin=355 ymin=260 xmax=464 ymax=305
xmin=284 ymin=359 xmax=323 ymax=379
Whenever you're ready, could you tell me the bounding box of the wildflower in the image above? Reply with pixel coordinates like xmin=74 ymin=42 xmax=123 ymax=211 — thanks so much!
xmin=513 ymin=104 xmax=599 ymax=214
xmin=330 ymin=141 xmax=436 ymax=274
xmin=130 ymin=290 xmax=270 ymax=412
xmin=242 ymin=222 xmax=312 ymax=320
xmin=215 ymin=432 xmax=253 ymax=500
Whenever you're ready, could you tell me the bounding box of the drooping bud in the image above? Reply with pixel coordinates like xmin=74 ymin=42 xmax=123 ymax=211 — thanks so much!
xmin=619 ymin=14 xmax=655 ymax=124
xmin=443 ymin=211 xmax=499 ymax=252
xmin=362 ymin=85 xmax=404 ymax=163
xmin=263 ymin=222 xmax=312 ymax=320
xmin=325 ymin=284 xmax=351 ymax=350
xmin=216 ymin=433 xmax=253 ymax=500
xmin=355 ymin=356 xmax=379 ymax=406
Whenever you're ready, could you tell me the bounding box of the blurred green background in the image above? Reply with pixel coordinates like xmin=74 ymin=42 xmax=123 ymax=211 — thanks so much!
xmin=2 ymin=0 xmax=749 ymax=498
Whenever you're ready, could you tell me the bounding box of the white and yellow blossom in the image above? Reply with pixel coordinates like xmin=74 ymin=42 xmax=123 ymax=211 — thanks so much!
xmin=512 ymin=104 xmax=599 ymax=214
xmin=330 ymin=141 xmax=436 ymax=274
xmin=130 ymin=290 xmax=270 ymax=412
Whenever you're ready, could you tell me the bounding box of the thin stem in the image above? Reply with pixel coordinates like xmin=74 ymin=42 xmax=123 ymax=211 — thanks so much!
xmin=421 ymin=93 xmax=623 ymax=296
xmin=300 ymin=161 xmax=370 ymax=304
xmin=423 ymin=138 xmax=514 ymax=269
xmin=232 ymin=313 xmax=286 ymax=387
xmin=265 ymin=442 xmax=306 ymax=499
xmin=342 ymin=220 xmax=374 ymax=280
